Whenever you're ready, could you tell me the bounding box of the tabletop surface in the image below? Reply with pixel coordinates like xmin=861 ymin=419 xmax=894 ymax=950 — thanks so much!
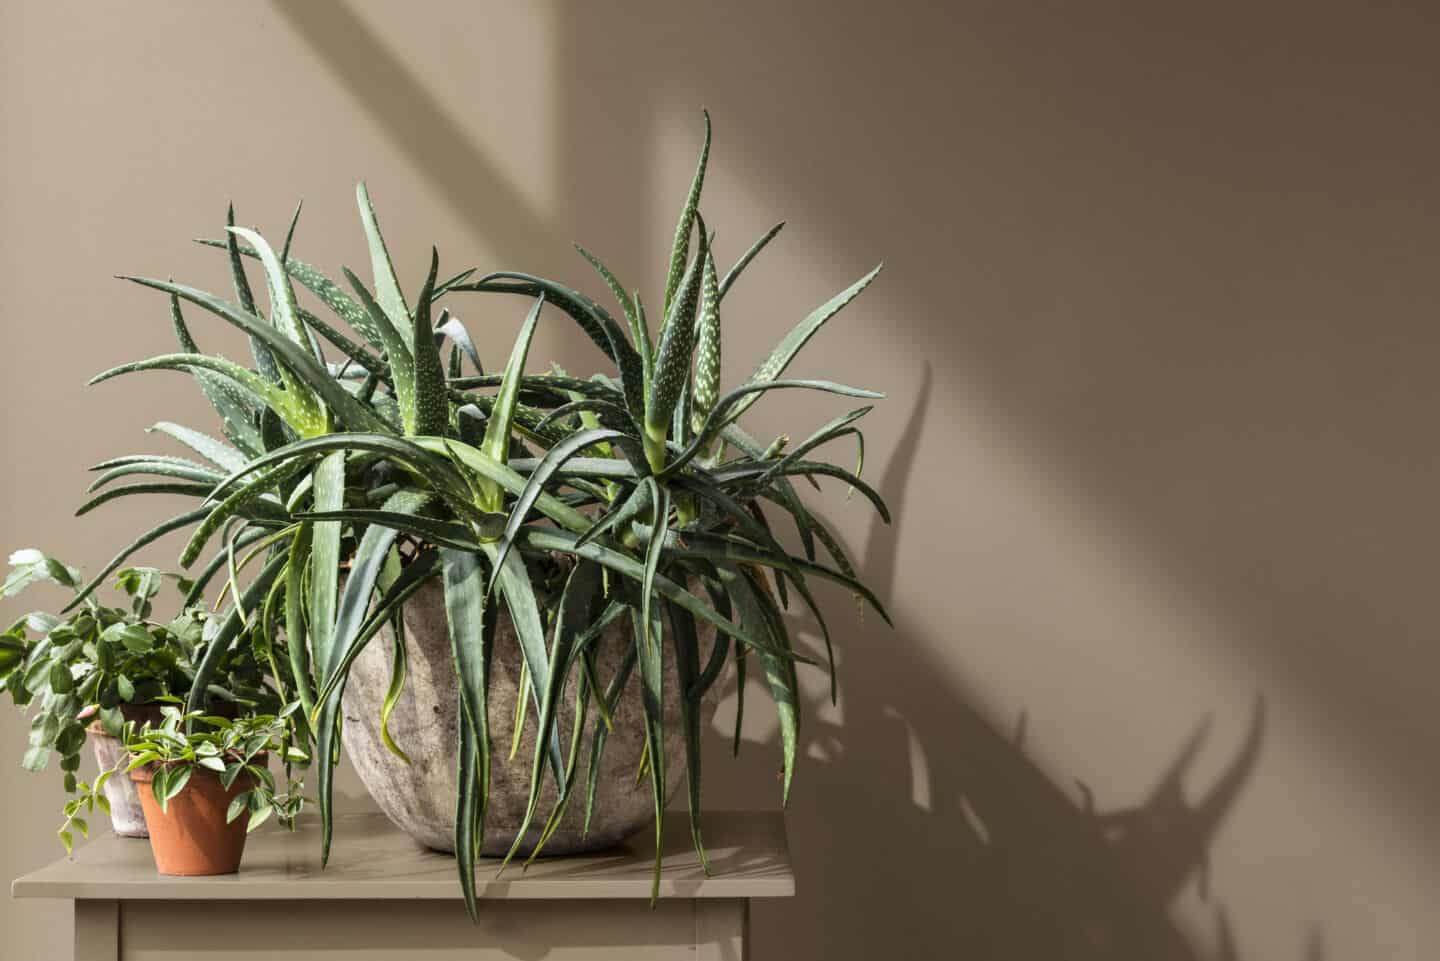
xmin=11 ymin=810 xmax=794 ymax=901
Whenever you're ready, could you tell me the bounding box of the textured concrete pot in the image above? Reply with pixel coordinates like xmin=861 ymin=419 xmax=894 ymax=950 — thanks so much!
xmin=86 ymin=703 xmax=167 ymax=838
xmin=341 ymin=577 xmax=718 ymax=856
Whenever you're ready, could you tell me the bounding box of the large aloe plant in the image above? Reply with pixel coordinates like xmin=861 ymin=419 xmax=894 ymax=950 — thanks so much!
xmin=77 ymin=113 xmax=889 ymax=913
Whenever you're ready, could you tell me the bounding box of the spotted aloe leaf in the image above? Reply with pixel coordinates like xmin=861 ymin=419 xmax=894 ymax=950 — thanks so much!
xmin=728 ymin=264 xmax=884 ymax=424
xmin=690 ymin=246 xmax=722 ymax=437
xmin=476 ymin=295 xmax=544 ymax=512
xmin=441 ymin=546 xmax=494 ymax=918
xmin=500 ymin=559 xmax=602 ymax=869
xmin=344 ymin=266 xmax=417 ymax=434
xmin=227 ymin=226 xmax=329 ymax=436
xmin=223 ymin=205 xmax=281 ymax=382
xmin=663 ymin=109 xmax=711 ymax=315
xmin=170 ymin=294 xmax=262 ymax=454
xmin=122 ymin=278 xmax=391 ymax=434
xmin=644 ymin=223 xmax=709 ymax=464
xmin=356 ymin=182 xmax=411 ymax=343
xmin=719 ymin=221 xmax=785 ymax=300
xmin=410 ymin=249 xmax=449 ymax=437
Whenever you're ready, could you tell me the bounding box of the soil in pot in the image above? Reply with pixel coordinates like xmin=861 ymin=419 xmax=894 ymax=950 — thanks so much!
xmin=130 ymin=764 xmax=256 ymax=876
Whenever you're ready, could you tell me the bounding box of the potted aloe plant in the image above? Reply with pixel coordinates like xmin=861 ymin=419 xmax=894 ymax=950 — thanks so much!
xmin=58 ymin=112 xmax=888 ymax=914
xmin=0 ymin=550 xmax=274 ymax=844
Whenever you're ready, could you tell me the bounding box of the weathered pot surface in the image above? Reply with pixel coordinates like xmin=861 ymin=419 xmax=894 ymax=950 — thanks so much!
xmin=341 ymin=576 xmax=718 ymax=856
xmin=86 ymin=703 xmax=167 ymax=838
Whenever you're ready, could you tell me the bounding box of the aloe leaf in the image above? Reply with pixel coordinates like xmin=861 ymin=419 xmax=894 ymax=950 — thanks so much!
xmin=500 ymin=560 xmax=601 ymax=868
xmin=665 ymin=599 xmax=709 ymax=870
xmin=631 ymin=603 xmax=667 ymax=901
xmin=488 ymin=428 xmax=630 ymax=590
xmin=356 ymin=182 xmax=411 ymax=341
xmin=312 ymin=547 xmax=440 ymax=714
xmin=148 ymin=421 xmax=249 ymax=473
xmin=176 ymin=461 xmax=302 ymax=568
xmin=308 ymin=451 xmax=346 ymax=681
xmin=228 ymin=226 xmax=329 ymax=434
xmin=182 ymin=525 xmax=272 ymax=608
xmin=215 ymin=433 xmax=468 ymax=510
xmin=169 ymin=294 xmax=264 ymax=453
xmin=582 ymin=639 xmax=637 ymax=835
xmin=410 ymin=249 xmax=449 ymax=437
xmin=667 ymin=379 xmax=883 ymax=476
xmin=690 ymin=247 xmax=722 ymax=436
xmin=721 ymin=459 xmax=891 ymax=524
xmin=454 ymin=685 xmax=484 ymax=919
xmin=440 ymin=549 xmax=494 ymax=876
xmin=73 ymin=482 xmax=212 ymax=517
xmin=457 ymin=273 xmax=644 ymax=418
xmin=298 ymin=509 xmax=487 ymax=552
xmin=477 ymin=295 xmax=545 ymax=510
xmin=86 ymin=460 xmax=222 ymax=495
xmin=184 ymin=553 xmax=288 ymax=712
xmin=645 ymin=224 xmax=709 ymax=458
xmin=298 ymin=304 xmax=388 ymax=379
xmin=756 ymin=406 xmax=872 ymax=485
xmin=663 ymin=110 xmax=711 ymax=314
xmin=535 ymin=398 xmax=640 ymax=436
xmin=344 ymin=265 xmax=417 ymax=433
xmin=734 ymin=264 xmax=883 ymax=422
xmin=203 ymin=236 xmax=389 ymax=351
xmin=638 ymin=477 xmax=669 ymax=661
xmin=285 ymin=525 xmax=316 ymax=722
xmin=221 ymin=206 xmax=282 ymax=382
xmin=92 ymin=353 xmax=320 ymax=439
xmin=123 ymin=278 xmax=392 ymax=435
xmin=517 ymin=528 xmax=770 ymax=649
xmin=63 ymin=506 xmax=214 ymax=611
xmin=280 ymin=200 xmax=303 ymax=263
xmin=721 ymin=565 xmax=799 ymax=804
xmin=480 ymin=542 xmax=565 ymax=789
xmin=718 ymin=221 xmax=785 ymax=299
xmin=573 ymin=244 xmax=641 ymax=353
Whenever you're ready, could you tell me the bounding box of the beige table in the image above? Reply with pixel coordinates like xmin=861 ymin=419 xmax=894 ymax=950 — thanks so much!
xmin=12 ymin=810 xmax=793 ymax=960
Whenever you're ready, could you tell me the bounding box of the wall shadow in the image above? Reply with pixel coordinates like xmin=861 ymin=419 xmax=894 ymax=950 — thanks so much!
xmin=706 ymin=367 xmax=1275 ymax=960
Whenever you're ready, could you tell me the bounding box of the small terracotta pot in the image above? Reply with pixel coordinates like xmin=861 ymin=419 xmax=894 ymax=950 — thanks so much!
xmin=130 ymin=764 xmax=257 ymax=876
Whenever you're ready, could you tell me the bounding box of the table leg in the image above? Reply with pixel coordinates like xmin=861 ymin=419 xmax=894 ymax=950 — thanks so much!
xmin=74 ymin=899 xmax=118 ymax=961
xmin=694 ymin=898 xmax=749 ymax=961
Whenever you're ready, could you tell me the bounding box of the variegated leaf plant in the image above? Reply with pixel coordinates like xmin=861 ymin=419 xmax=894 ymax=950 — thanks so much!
xmin=76 ymin=112 xmax=888 ymax=915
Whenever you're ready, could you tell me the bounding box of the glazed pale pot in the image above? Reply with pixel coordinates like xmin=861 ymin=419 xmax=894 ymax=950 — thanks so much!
xmin=341 ymin=577 xmax=718 ymax=856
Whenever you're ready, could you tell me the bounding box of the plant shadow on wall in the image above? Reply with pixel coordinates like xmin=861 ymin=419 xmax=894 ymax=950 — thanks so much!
xmin=716 ymin=367 xmax=1291 ymax=961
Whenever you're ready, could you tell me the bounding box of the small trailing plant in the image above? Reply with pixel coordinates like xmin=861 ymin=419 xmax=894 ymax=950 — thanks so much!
xmin=0 ymin=550 xmax=272 ymax=795
xmin=44 ymin=111 xmax=888 ymax=913
xmin=60 ymin=706 xmax=310 ymax=853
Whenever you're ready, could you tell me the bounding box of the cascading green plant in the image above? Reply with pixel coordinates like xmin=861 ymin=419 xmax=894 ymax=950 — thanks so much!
xmin=75 ymin=112 xmax=889 ymax=915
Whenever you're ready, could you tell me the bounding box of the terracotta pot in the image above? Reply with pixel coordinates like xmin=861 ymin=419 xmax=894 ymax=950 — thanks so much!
xmin=87 ymin=702 xmax=242 ymax=839
xmin=130 ymin=764 xmax=256 ymax=876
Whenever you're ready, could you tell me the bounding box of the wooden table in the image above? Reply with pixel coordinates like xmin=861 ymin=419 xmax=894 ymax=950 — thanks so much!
xmin=12 ymin=810 xmax=793 ymax=960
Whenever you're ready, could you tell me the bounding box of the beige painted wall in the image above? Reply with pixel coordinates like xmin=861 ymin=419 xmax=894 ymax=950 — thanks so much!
xmin=3 ymin=2 xmax=1438 ymax=958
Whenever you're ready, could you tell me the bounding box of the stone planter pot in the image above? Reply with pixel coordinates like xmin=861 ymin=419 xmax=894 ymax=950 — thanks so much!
xmin=341 ymin=577 xmax=718 ymax=856
xmin=86 ymin=703 xmax=166 ymax=838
